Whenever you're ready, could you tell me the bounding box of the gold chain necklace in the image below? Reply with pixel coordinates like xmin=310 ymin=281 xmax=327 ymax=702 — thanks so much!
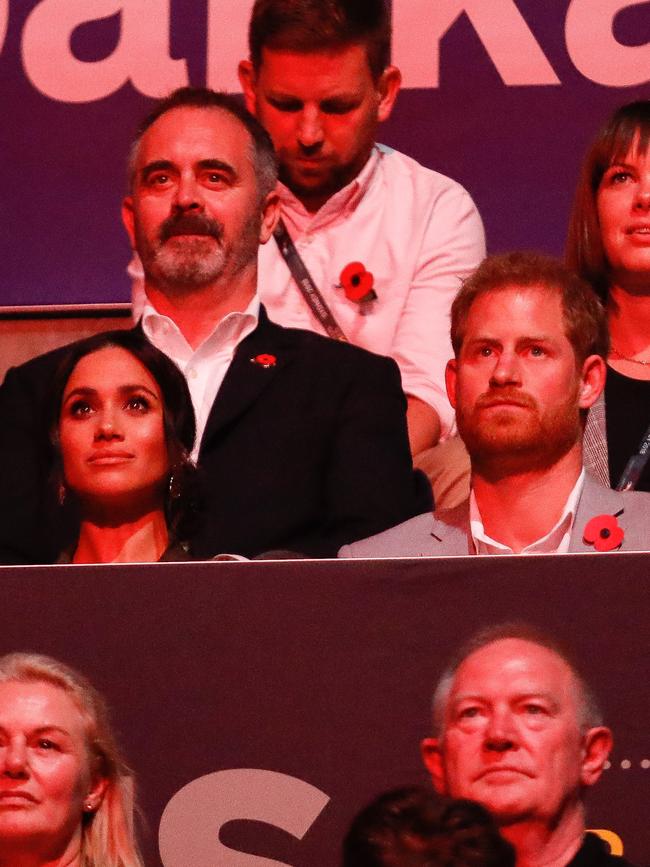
xmin=610 ymin=345 xmax=650 ymax=366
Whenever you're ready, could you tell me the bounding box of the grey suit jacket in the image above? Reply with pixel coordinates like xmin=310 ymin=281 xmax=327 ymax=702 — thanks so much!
xmin=583 ymin=395 xmax=609 ymax=486
xmin=339 ymin=472 xmax=650 ymax=557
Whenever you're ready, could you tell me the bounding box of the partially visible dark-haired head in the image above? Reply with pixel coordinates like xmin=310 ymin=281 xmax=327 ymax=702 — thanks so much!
xmin=128 ymin=87 xmax=278 ymax=198
xmin=342 ymin=786 xmax=515 ymax=867
xmin=248 ymin=0 xmax=391 ymax=80
xmin=566 ymin=100 xmax=650 ymax=299
xmin=48 ymin=329 xmax=197 ymax=544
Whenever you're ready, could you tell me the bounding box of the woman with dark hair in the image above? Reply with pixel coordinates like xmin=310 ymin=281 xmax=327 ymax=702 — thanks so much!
xmin=342 ymin=786 xmax=514 ymax=867
xmin=49 ymin=330 xmax=197 ymax=562
xmin=567 ymin=100 xmax=650 ymax=491
xmin=0 ymin=651 xmax=144 ymax=867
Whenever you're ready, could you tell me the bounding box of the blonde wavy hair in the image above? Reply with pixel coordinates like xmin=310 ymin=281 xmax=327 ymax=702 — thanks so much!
xmin=0 ymin=652 xmax=144 ymax=867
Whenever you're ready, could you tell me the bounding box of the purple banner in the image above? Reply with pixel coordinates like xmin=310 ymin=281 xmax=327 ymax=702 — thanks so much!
xmin=1 ymin=0 xmax=649 ymax=307
xmin=0 ymin=554 xmax=648 ymax=866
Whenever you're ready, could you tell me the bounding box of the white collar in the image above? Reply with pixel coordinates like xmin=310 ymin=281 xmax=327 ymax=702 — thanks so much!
xmin=276 ymin=146 xmax=381 ymax=225
xmin=469 ymin=469 xmax=586 ymax=555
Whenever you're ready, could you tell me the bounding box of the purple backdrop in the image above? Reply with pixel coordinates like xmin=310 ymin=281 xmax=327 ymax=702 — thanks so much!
xmin=1 ymin=0 xmax=650 ymax=307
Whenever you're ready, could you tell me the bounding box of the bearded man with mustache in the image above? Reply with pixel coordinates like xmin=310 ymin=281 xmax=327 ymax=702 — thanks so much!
xmin=340 ymin=251 xmax=650 ymax=557
xmin=0 ymin=88 xmax=430 ymax=564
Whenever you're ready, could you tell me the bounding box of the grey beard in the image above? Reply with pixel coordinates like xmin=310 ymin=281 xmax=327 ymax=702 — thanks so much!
xmin=152 ymin=237 xmax=226 ymax=289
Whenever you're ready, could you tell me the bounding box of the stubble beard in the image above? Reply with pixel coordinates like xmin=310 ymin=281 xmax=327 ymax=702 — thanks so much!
xmin=277 ymin=143 xmax=373 ymax=208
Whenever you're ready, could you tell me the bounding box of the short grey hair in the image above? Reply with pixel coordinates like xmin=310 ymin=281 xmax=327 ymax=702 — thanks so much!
xmin=431 ymin=623 xmax=604 ymax=736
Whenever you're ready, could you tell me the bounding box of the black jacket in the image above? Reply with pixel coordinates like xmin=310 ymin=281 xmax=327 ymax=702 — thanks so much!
xmin=567 ymin=834 xmax=638 ymax=867
xmin=0 ymin=309 xmax=430 ymax=562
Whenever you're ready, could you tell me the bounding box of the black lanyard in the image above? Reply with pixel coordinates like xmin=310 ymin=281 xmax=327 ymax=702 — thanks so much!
xmin=616 ymin=422 xmax=650 ymax=490
xmin=273 ymin=219 xmax=348 ymax=342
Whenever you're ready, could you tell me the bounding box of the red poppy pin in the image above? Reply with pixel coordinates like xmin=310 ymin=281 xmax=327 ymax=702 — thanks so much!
xmin=338 ymin=262 xmax=377 ymax=304
xmin=251 ymin=353 xmax=277 ymax=369
xmin=582 ymin=510 xmax=624 ymax=552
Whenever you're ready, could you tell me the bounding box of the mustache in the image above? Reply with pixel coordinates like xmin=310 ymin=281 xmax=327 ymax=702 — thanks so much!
xmin=474 ymin=388 xmax=537 ymax=410
xmin=159 ymin=213 xmax=223 ymax=243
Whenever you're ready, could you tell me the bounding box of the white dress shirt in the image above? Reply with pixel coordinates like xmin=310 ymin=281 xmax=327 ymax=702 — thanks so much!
xmin=256 ymin=144 xmax=485 ymax=439
xmin=141 ymin=296 xmax=259 ymax=459
xmin=469 ymin=470 xmax=586 ymax=555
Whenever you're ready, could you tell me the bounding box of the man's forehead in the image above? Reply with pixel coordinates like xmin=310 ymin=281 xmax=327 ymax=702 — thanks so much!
xmin=137 ymin=107 xmax=252 ymax=163
xmin=468 ymin=284 xmax=562 ymax=317
xmin=450 ymin=638 xmax=576 ymax=698
xmin=462 ymin=285 xmax=568 ymax=344
xmin=256 ymin=43 xmax=374 ymax=92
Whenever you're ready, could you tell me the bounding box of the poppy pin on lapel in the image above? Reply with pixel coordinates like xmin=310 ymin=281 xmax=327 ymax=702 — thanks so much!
xmin=582 ymin=510 xmax=624 ymax=552
xmin=251 ymin=353 xmax=277 ymax=369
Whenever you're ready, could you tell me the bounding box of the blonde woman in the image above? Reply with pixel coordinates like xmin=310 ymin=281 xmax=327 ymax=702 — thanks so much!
xmin=0 ymin=652 xmax=144 ymax=867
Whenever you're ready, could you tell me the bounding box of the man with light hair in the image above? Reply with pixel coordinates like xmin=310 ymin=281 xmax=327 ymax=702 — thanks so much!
xmin=421 ymin=624 xmax=635 ymax=867
xmin=340 ymin=252 xmax=650 ymax=556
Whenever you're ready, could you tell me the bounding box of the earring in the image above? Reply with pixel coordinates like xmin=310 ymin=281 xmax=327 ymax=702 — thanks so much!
xmin=168 ymin=471 xmax=182 ymax=501
xmin=58 ymin=482 xmax=67 ymax=506
xmin=84 ymin=801 xmax=94 ymax=812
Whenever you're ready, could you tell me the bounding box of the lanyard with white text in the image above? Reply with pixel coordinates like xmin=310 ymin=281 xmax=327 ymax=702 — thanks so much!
xmin=616 ymin=421 xmax=650 ymax=491
xmin=273 ymin=219 xmax=348 ymax=342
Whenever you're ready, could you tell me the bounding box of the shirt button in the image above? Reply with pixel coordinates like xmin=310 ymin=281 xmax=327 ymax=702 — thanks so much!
xmin=187 ymin=367 xmax=198 ymax=379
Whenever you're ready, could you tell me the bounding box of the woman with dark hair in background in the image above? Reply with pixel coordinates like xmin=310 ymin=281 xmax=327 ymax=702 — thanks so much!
xmin=0 ymin=651 xmax=144 ymax=867
xmin=567 ymin=100 xmax=650 ymax=491
xmin=49 ymin=330 xmax=197 ymax=562
xmin=342 ymin=786 xmax=514 ymax=867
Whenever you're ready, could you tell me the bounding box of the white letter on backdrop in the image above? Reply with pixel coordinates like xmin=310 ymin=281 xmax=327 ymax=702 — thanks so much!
xmin=159 ymin=769 xmax=330 ymax=867
xmin=22 ymin=0 xmax=187 ymax=103
xmin=566 ymin=0 xmax=650 ymax=87
xmin=0 ymin=1 xmax=8 ymax=55
xmin=393 ymin=0 xmax=560 ymax=88
xmin=206 ymin=0 xmax=252 ymax=91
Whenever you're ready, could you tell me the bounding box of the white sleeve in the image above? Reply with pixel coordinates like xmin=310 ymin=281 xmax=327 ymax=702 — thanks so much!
xmin=392 ymin=182 xmax=485 ymax=439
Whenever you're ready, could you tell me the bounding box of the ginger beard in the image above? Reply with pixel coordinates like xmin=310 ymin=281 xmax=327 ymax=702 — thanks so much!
xmin=456 ymin=382 xmax=583 ymax=476
xmin=449 ymin=286 xmax=592 ymax=478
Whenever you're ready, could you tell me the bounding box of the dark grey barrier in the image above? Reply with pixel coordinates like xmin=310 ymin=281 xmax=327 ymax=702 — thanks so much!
xmin=0 ymin=554 xmax=647 ymax=866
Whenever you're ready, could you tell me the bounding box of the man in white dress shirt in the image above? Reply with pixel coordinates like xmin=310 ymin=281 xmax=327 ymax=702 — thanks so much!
xmin=237 ymin=0 xmax=485 ymax=458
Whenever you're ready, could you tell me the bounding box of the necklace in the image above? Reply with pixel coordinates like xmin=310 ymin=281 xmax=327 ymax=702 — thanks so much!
xmin=610 ymin=345 xmax=650 ymax=366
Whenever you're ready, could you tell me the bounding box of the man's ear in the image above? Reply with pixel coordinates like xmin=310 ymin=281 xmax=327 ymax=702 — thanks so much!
xmin=259 ymin=190 xmax=281 ymax=244
xmin=580 ymin=726 xmax=613 ymax=787
xmin=421 ymin=737 xmax=447 ymax=794
xmin=238 ymin=60 xmax=257 ymax=114
xmin=578 ymin=354 xmax=606 ymax=409
xmin=445 ymin=359 xmax=458 ymax=409
xmin=121 ymin=197 xmax=136 ymax=249
xmin=376 ymin=65 xmax=401 ymax=123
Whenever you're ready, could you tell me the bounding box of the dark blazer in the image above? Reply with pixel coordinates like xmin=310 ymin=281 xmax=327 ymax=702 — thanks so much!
xmin=339 ymin=472 xmax=650 ymax=557
xmin=0 ymin=309 xmax=430 ymax=563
